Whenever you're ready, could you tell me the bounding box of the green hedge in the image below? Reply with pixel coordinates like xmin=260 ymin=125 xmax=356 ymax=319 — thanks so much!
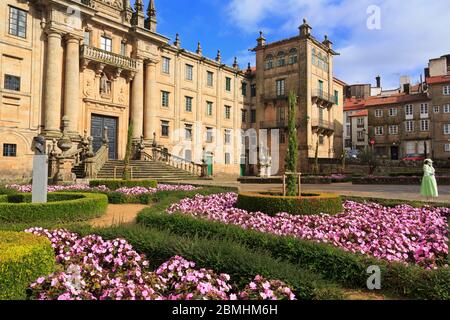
xmin=89 ymin=180 xmax=157 ymax=190
xmin=343 ymin=196 xmax=450 ymax=209
xmin=0 ymin=231 xmax=55 ymax=300
xmin=72 ymin=224 xmax=343 ymax=300
xmin=137 ymin=205 xmax=450 ymax=300
xmin=0 ymin=193 xmax=108 ymax=224
xmin=236 ymin=192 xmax=343 ymax=216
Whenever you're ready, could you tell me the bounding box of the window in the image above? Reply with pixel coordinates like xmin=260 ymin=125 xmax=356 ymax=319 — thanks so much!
xmin=346 ymin=125 xmax=351 ymax=137
xmin=242 ymin=109 xmax=247 ymax=123
xmin=375 ymin=109 xmax=383 ymax=117
xmin=434 ymin=106 xmax=440 ymax=113
xmin=224 ymin=130 xmax=231 ymax=144
xmin=250 ymin=110 xmax=256 ymax=123
xmin=9 ymin=7 xmax=27 ymax=38
xmin=444 ymin=124 xmax=450 ymax=135
xmin=206 ymin=127 xmax=213 ymax=143
xmin=420 ymin=119 xmax=430 ymax=131
xmin=318 ymin=135 xmax=324 ymax=145
xmin=161 ymin=121 xmax=169 ymax=137
xmin=445 ymin=144 xmax=450 ymax=152
xmin=207 ymin=71 xmax=214 ymax=87
xmin=334 ymin=90 xmax=339 ymax=105
xmin=443 ymin=85 xmax=450 ymax=95
xmin=388 ymin=125 xmax=399 ymax=135
xmin=4 ymin=75 xmax=21 ymax=91
xmin=3 ymin=144 xmax=17 ymax=157
xmin=185 ymin=96 xmax=193 ymax=112
xmin=100 ymin=36 xmax=112 ymax=52
xmin=206 ymin=101 xmax=213 ymax=116
xmin=405 ymin=104 xmax=413 ymax=116
xmin=161 ymin=91 xmax=170 ymax=107
xmin=375 ymin=126 xmax=384 ymax=135
xmin=279 ymin=131 xmax=286 ymax=144
xmin=242 ymin=82 xmax=247 ymax=96
xmin=405 ymin=120 xmax=414 ymax=132
xmin=185 ymin=64 xmax=193 ymax=81
xmin=277 ymin=52 xmax=285 ymax=67
xmin=265 ymin=55 xmax=273 ymax=70
xmin=225 ymin=106 xmax=232 ymax=119
xmin=444 ymin=104 xmax=450 ymax=113
xmin=276 ymin=79 xmax=285 ymax=97
xmin=185 ymin=124 xmax=192 ymax=140
xmin=251 ymin=84 xmax=256 ymax=97
xmin=225 ymin=77 xmax=232 ymax=91
xmin=224 ymin=152 xmax=231 ymax=165
xmin=99 ymin=74 xmax=111 ymax=95
xmin=357 ymin=118 xmax=364 ymax=126
xmin=288 ymin=49 xmax=298 ymax=65
xmin=277 ymin=107 xmax=286 ymax=122
xmin=84 ymin=30 xmax=91 ymax=46
xmin=389 ymin=108 xmax=398 ymax=117
xmin=357 ymin=131 xmax=364 ymax=141
xmin=185 ymin=150 xmax=192 ymax=162
xmin=420 ymin=103 xmax=429 ymax=116
xmin=312 ymin=48 xmax=329 ymax=71
xmin=318 ymin=107 xmax=324 ymax=122
xmin=162 ymin=57 xmax=170 ymax=74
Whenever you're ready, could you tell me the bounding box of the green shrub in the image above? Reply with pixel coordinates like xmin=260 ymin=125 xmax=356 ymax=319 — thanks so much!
xmin=236 ymin=192 xmax=343 ymax=216
xmin=138 ymin=208 xmax=450 ymax=300
xmin=0 ymin=231 xmax=55 ymax=300
xmin=89 ymin=180 xmax=157 ymax=190
xmin=72 ymin=225 xmax=343 ymax=300
xmin=0 ymin=193 xmax=108 ymax=224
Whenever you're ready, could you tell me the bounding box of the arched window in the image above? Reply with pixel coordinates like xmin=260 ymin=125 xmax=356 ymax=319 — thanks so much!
xmin=100 ymin=73 xmax=111 ymax=95
xmin=265 ymin=54 xmax=273 ymax=70
xmin=288 ymin=48 xmax=298 ymax=64
xmin=277 ymin=51 xmax=285 ymax=67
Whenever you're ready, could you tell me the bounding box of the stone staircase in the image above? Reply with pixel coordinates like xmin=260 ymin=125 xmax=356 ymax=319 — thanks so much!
xmin=94 ymin=160 xmax=200 ymax=181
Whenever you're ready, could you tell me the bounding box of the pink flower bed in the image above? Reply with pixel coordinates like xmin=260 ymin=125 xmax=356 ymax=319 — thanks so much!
xmin=6 ymin=184 xmax=198 ymax=195
xmin=167 ymin=193 xmax=449 ymax=269
xmin=25 ymin=228 xmax=295 ymax=301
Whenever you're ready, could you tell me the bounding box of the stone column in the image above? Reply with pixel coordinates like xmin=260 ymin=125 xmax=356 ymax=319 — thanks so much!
xmin=144 ymin=60 xmax=157 ymax=140
xmin=44 ymin=31 xmax=63 ymax=134
xmin=131 ymin=59 xmax=144 ymax=139
xmin=64 ymin=35 xmax=81 ymax=134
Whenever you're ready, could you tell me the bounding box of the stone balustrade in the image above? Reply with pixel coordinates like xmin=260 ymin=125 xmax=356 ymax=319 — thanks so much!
xmin=80 ymin=45 xmax=138 ymax=71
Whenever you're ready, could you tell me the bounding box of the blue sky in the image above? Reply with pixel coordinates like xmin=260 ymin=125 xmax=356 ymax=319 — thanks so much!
xmin=133 ymin=0 xmax=450 ymax=89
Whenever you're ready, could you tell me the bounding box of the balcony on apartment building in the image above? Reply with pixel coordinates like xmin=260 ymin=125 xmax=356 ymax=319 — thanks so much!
xmin=312 ymin=89 xmax=337 ymax=108
xmin=80 ymin=45 xmax=138 ymax=79
xmin=311 ymin=118 xmax=335 ymax=136
xmin=259 ymin=118 xmax=302 ymax=129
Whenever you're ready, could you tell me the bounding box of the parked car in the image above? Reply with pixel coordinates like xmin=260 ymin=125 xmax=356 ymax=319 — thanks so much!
xmin=402 ymin=156 xmax=425 ymax=162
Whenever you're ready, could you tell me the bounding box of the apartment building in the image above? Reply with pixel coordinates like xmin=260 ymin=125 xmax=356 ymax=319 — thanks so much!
xmin=251 ymin=20 xmax=345 ymax=173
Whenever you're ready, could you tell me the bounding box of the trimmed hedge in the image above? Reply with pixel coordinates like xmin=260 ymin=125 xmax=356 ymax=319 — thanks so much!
xmin=138 ymin=209 xmax=450 ymax=300
xmin=353 ymin=176 xmax=450 ymax=185
xmin=0 ymin=231 xmax=55 ymax=300
xmin=0 ymin=193 xmax=108 ymax=223
xmin=343 ymin=196 xmax=450 ymax=209
xmin=236 ymin=192 xmax=343 ymax=216
xmin=72 ymin=224 xmax=343 ymax=300
xmin=89 ymin=180 xmax=157 ymax=190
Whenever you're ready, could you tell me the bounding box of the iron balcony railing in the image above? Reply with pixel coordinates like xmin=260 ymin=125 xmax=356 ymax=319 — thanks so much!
xmin=312 ymin=89 xmax=337 ymax=105
xmin=80 ymin=45 xmax=138 ymax=71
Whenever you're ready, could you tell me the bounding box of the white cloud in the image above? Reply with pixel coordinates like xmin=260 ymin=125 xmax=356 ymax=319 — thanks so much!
xmin=226 ymin=0 xmax=450 ymax=88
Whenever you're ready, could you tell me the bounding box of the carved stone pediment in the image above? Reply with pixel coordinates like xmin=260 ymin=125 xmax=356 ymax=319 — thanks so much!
xmin=94 ymin=0 xmax=123 ymax=10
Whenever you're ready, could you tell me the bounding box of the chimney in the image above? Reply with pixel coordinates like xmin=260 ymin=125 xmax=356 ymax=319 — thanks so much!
xmin=299 ymin=18 xmax=312 ymax=38
xmin=376 ymin=75 xmax=381 ymax=88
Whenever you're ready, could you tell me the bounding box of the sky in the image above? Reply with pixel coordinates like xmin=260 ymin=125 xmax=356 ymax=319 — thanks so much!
xmin=132 ymin=0 xmax=450 ymax=89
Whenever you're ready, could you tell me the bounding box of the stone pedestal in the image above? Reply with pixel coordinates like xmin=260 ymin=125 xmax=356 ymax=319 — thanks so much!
xmin=56 ymin=157 xmax=76 ymax=184
xmin=32 ymin=155 xmax=48 ymax=203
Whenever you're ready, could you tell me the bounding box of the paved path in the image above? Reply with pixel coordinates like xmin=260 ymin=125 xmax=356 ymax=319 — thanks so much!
xmin=90 ymin=204 xmax=148 ymax=228
xmin=180 ymin=180 xmax=450 ymax=203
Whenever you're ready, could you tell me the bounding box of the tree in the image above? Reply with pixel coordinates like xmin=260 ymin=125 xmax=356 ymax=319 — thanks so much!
xmin=123 ymin=121 xmax=134 ymax=180
xmin=285 ymin=91 xmax=299 ymax=196
xmin=360 ymin=146 xmax=378 ymax=175
xmin=313 ymin=139 xmax=319 ymax=174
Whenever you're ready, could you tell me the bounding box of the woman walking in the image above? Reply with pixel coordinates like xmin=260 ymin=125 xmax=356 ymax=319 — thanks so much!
xmin=420 ymin=159 xmax=438 ymax=200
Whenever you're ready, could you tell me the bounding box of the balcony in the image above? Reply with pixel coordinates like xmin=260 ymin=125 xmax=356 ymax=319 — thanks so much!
xmin=80 ymin=45 xmax=138 ymax=79
xmin=260 ymin=118 xmax=302 ymax=129
xmin=311 ymin=118 xmax=335 ymax=136
xmin=312 ymin=89 xmax=336 ymax=108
